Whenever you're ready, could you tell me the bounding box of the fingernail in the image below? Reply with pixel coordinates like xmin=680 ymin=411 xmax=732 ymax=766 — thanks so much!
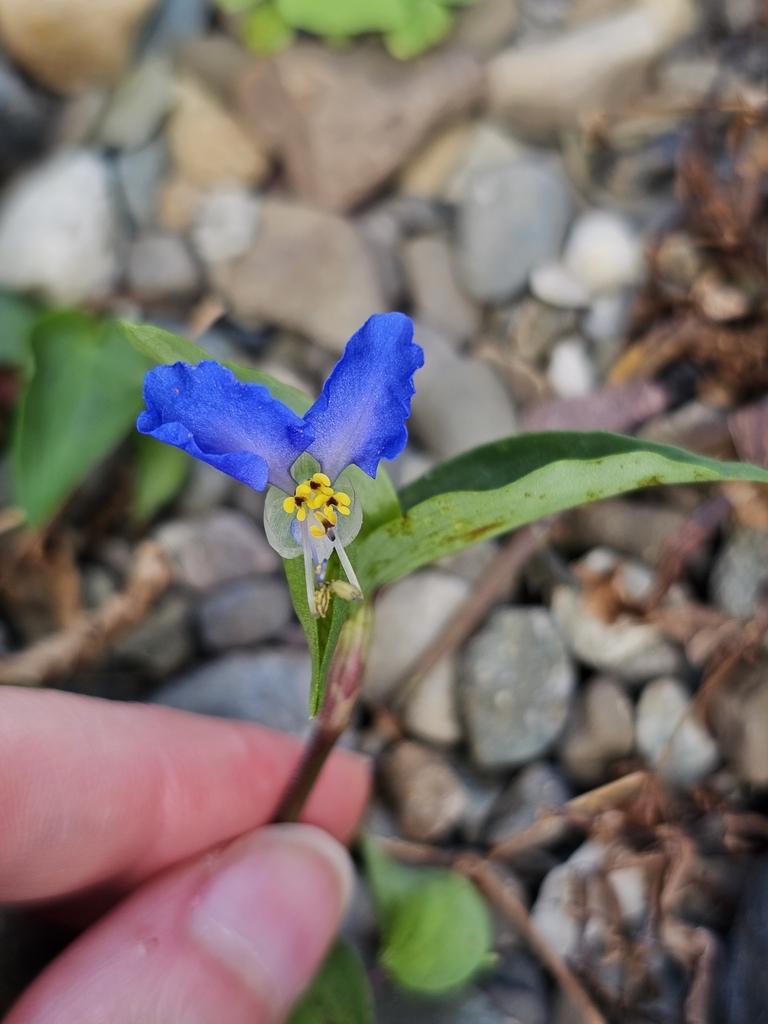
xmin=190 ymin=824 xmax=353 ymax=1019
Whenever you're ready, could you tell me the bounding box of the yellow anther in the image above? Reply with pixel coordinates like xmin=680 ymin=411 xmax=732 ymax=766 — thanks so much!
xmin=310 ymin=509 xmax=336 ymax=537
xmin=325 ymin=491 xmax=351 ymax=516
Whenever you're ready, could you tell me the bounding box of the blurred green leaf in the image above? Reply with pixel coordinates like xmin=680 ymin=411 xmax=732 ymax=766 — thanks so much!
xmin=131 ymin=434 xmax=190 ymax=523
xmin=276 ymin=0 xmax=409 ymax=34
xmin=121 ymin=321 xmax=312 ymax=415
xmin=384 ymin=0 xmax=452 ymax=58
xmin=362 ymin=835 xmax=492 ymax=995
xmin=0 ymin=290 xmax=38 ymax=374
xmin=12 ymin=312 xmax=151 ymax=527
xmin=243 ymin=3 xmax=295 ymax=53
xmin=356 ymin=432 xmax=768 ymax=591
xmin=288 ymin=938 xmax=374 ymax=1024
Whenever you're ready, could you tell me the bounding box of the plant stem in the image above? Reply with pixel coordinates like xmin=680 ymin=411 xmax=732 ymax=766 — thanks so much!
xmin=273 ymin=600 xmax=374 ymax=824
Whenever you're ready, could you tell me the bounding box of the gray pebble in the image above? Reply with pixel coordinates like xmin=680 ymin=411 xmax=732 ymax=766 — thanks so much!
xmin=198 ymin=576 xmax=292 ymax=651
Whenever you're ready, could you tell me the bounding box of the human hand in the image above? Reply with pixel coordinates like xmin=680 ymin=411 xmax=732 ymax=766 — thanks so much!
xmin=0 ymin=687 xmax=370 ymax=1023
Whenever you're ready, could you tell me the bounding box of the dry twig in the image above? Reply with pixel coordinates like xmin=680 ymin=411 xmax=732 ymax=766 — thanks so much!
xmin=0 ymin=541 xmax=174 ymax=686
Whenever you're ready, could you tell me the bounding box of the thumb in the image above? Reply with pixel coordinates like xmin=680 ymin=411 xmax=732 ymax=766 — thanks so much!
xmin=6 ymin=824 xmax=353 ymax=1024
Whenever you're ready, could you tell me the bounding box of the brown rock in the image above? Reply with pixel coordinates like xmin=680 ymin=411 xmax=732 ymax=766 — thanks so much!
xmin=209 ymin=198 xmax=386 ymax=352
xmin=0 ymin=0 xmax=158 ymax=94
xmin=168 ymin=77 xmax=269 ymax=188
xmin=157 ymin=175 xmax=203 ymax=234
xmin=715 ymin=659 xmax=768 ymax=786
xmin=238 ymin=42 xmax=483 ymax=212
xmin=559 ymin=676 xmax=635 ymax=785
xmin=381 ymin=740 xmax=467 ymax=842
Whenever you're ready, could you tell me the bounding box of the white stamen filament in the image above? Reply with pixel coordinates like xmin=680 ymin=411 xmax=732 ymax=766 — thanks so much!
xmin=328 ymin=529 xmax=363 ymax=597
xmin=299 ymin=519 xmax=320 ymax=618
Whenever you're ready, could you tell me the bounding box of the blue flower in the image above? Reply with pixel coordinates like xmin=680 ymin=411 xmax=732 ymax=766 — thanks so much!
xmin=138 ymin=312 xmax=423 ymax=615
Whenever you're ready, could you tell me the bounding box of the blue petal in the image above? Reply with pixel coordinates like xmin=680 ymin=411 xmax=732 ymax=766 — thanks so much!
xmin=304 ymin=313 xmax=423 ymax=481
xmin=137 ymin=361 xmax=312 ymax=492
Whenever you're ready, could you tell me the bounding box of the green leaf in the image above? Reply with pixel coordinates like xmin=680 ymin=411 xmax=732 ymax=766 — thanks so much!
xmin=362 ymin=835 xmax=492 ymax=996
xmin=346 ymin=464 xmax=401 ymax=540
xmin=242 ymin=3 xmax=295 ymax=53
xmin=288 ymin=938 xmax=374 ymax=1024
xmin=120 ymin=321 xmax=312 ymax=415
xmin=217 ymin=0 xmax=261 ymax=10
xmin=131 ymin=434 xmax=190 ymax=523
xmin=12 ymin=312 xmax=151 ymax=527
xmin=355 ymin=431 xmax=768 ymax=591
xmin=384 ymin=0 xmax=452 ymax=59
xmin=0 ymin=290 xmax=38 ymax=374
xmin=276 ymin=0 xmax=410 ymax=35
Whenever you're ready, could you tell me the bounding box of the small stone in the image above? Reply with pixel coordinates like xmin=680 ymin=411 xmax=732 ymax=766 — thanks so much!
xmin=636 ymin=677 xmax=719 ymax=785
xmin=455 ymin=768 xmax=503 ymax=844
xmin=562 ymin=210 xmax=643 ymax=295
xmin=638 ymin=399 xmax=732 ymax=458
xmin=54 ymin=88 xmax=109 ymax=147
xmin=450 ymin=0 xmax=521 ymax=58
xmin=176 ymin=459 xmax=233 ymax=517
xmin=239 ymin=42 xmax=482 ymax=212
xmin=168 ymin=76 xmax=269 ymax=188
xmin=559 ymin=498 xmax=687 ymax=566
xmin=364 ymin=570 xmax=470 ymax=702
xmin=142 ymin=0 xmax=210 ymax=51
xmin=508 ymin=297 xmax=578 ymax=364
xmin=0 ymin=57 xmax=54 ymax=177
xmin=402 ymin=234 xmax=481 ymax=343
xmin=488 ymin=761 xmax=571 ymax=846
xmin=152 ymin=649 xmax=312 ymax=735
xmin=547 ymin=337 xmax=595 ymax=398
xmin=461 ymin=607 xmax=577 ymax=769
xmin=559 ymin=676 xmax=635 ymax=785
xmin=403 ymin=657 xmax=462 ymax=746
xmin=0 ymin=0 xmax=159 ymax=93
xmin=208 ymin=198 xmax=386 ymax=353
xmin=174 ymin=34 xmax=251 ymax=106
xmin=127 ymin=231 xmax=200 ymax=302
xmin=374 ymin=980 xmax=512 ymax=1024
xmin=113 ymin=593 xmax=192 ymax=677
xmin=457 ymin=158 xmax=573 ymax=303
xmin=713 ymin=658 xmax=768 ymax=786
xmin=198 ymin=576 xmax=292 ymax=651
xmin=410 ymin=323 xmax=518 ymax=460
xmin=710 ymin=526 xmax=768 ymax=621
xmin=154 ymin=509 xmax=279 ymax=591
xmin=191 ymin=186 xmax=261 ymax=265
xmin=116 ymin=137 xmax=168 ymax=229
xmin=487 ymin=951 xmax=549 ymax=1024
xmin=583 ymin=289 xmax=633 ymax=343
xmin=530 ymin=840 xmax=607 ymax=961
xmin=399 ymin=122 xmax=473 ymax=199
xmin=97 ymin=54 xmax=174 ymax=150
xmin=530 ymin=262 xmax=591 ymax=309
xmin=487 ymin=0 xmax=698 ymax=138
xmin=442 ymin=122 xmax=528 ymax=205
xmin=0 ymin=149 xmax=120 ymax=304
xmin=552 ymin=584 xmax=685 ymax=684
xmin=723 ymin=0 xmax=761 ymax=31
xmin=157 ymin=174 xmax=202 ymax=233
xmin=381 ymin=740 xmax=466 ymax=842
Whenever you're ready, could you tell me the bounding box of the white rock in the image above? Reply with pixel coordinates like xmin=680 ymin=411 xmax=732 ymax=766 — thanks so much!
xmin=583 ymin=289 xmax=632 ymax=342
xmin=636 ymin=677 xmax=719 ymax=785
xmin=442 ymin=122 xmax=528 ymax=204
xmin=552 ymin=584 xmax=685 ymax=684
xmin=531 ymin=841 xmax=607 ymax=961
xmin=364 ymin=571 xmax=470 ymax=703
xmin=487 ymin=0 xmax=699 ymax=137
xmin=0 ymin=149 xmax=119 ymax=303
xmin=563 ymin=210 xmax=643 ymax=295
xmin=547 ymin=337 xmax=595 ymax=398
xmin=607 ymin=866 xmax=647 ymax=928
xmin=127 ymin=231 xmax=200 ymax=301
xmin=559 ymin=676 xmax=635 ymax=784
xmin=404 ymin=657 xmax=462 ymax=745
xmin=530 ymin=261 xmax=591 ymax=308
xmin=192 ymin=187 xmax=261 ymax=264
xmin=402 ymin=233 xmax=481 ymax=343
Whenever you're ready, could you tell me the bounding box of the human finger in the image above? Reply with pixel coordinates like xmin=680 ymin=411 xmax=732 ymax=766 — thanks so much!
xmin=5 ymin=823 xmax=353 ymax=1024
